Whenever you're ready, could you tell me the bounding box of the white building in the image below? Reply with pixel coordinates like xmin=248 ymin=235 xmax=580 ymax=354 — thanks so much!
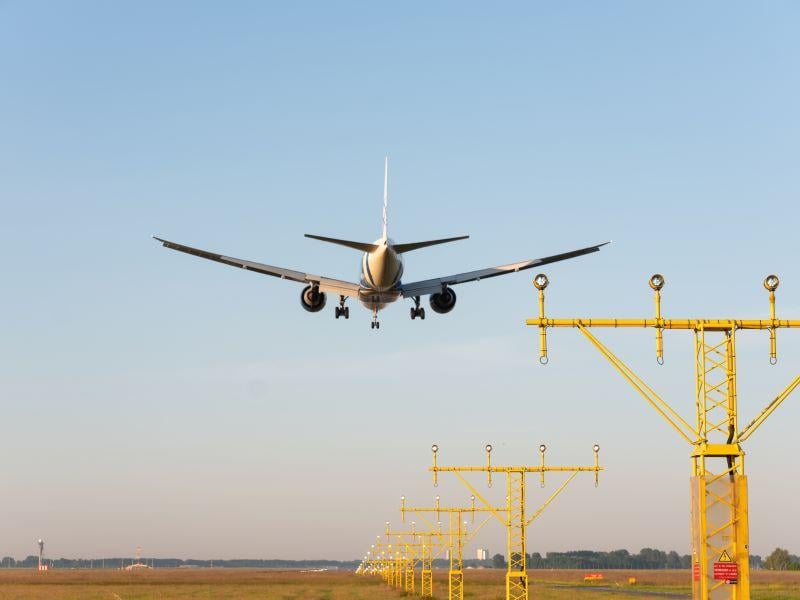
xmin=476 ymin=548 xmax=489 ymax=561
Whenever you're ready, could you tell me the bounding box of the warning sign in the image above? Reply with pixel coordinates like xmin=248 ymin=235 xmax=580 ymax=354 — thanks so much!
xmin=714 ymin=561 xmax=738 ymax=583
xmin=718 ymin=550 xmax=733 ymax=563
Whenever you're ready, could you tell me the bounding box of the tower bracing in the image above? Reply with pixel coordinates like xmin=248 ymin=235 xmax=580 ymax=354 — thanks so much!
xmin=528 ymin=273 xmax=800 ymax=600
xmin=429 ymin=443 xmax=602 ymax=600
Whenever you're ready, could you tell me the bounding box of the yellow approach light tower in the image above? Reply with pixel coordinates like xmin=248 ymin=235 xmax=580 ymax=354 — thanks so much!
xmin=384 ymin=517 xmax=449 ymax=599
xmin=383 ymin=522 xmax=420 ymax=594
xmin=400 ymin=495 xmax=498 ymax=600
xmin=528 ymin=273 xmax=800 ymax=600
xmin=430 ymin=443 xmax=602 ymax=600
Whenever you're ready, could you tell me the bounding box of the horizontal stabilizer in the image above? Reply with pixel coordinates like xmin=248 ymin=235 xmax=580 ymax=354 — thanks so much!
xmin=393 ymin=235 xmax=469 ymax=254
xmin=304 ymin=234 xmax=379 ymax=253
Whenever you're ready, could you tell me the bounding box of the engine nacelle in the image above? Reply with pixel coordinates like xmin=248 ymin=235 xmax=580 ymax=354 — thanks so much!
xmin=429 ymin=287 xmax=457 ymax=314
xmin=300 ymin=285 xmax=327 ymax=313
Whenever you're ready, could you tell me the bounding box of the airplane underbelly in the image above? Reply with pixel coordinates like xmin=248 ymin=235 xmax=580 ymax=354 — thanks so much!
xmin=358 ymin=290 xmax=401 ymax=311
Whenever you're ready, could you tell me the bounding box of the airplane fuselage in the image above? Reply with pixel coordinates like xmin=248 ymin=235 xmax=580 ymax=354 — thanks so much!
xmin=359 ymin=238 xmax=403 ymax=311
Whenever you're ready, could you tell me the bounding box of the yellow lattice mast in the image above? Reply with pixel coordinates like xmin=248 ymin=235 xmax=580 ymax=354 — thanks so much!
xmin=528 ymin=273 xmax=800 ymax=600
xmin=384 ymin=517 xmax=450 ymax=599
xmin=429 ymin=443 xmax=602 ymax=600
xmin=400 ymin=494 xmax=498 ymax=600
xmin=361 ymin=536 xmax=392 ymax=582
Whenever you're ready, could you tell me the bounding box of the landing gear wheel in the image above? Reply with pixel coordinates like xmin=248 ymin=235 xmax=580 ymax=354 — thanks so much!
xmin=410 ymin=296 xmax=425 ymax=321
xmin=336 ymin=296 xmax=348 ymax=320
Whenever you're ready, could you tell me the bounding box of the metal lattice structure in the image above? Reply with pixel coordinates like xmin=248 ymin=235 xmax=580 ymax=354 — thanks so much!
xmin=399 ymin=495 xmax=496 ymax=600
xmin=430 ymin=443 xmax=602 ymax=600
xmin=528 ymin=273 xmax=800 ymax=600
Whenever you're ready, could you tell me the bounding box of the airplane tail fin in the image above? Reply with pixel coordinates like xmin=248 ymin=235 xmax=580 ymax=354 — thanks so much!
xmin=304 ymin=234 xmax=379 ymax=253
xmin=382 ymin=156 xmax=389 ymax=239
xmin=393 ymin=235 xmax=469 ymax=253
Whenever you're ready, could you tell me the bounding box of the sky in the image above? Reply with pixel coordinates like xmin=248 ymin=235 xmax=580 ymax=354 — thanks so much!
xmin=1 ymin=2 xmax=799 ymax=561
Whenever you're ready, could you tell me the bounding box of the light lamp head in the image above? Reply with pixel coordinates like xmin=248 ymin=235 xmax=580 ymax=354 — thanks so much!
xmin=539 ymin=444 xmax=547 ymax=453
xmin=431 ymin=444 xmax=438 ymax=454
xmin=764 ymin=274 xmax=780 ymax=292
xmin=649 ymin=274 xmax=665 ymax=291
xmin=593 ymin=444 xmax=600 ymax=453
xmin=485 ymin=443 xmax=492 ymax=453
xmin=533 ymin=273 xmax=549 ymax=290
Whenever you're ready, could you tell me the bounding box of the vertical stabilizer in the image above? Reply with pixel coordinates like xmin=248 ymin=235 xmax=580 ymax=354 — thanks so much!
xmin=382 ymin=156 xmax=389 ymax=239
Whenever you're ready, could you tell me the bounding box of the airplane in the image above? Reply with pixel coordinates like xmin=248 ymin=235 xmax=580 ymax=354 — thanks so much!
xmin=154 ymin=159 xmax=608 ymax=329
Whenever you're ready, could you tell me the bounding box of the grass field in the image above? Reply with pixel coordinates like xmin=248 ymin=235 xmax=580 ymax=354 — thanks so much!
xmin=0 ymin=568 xmax=798 ymax=600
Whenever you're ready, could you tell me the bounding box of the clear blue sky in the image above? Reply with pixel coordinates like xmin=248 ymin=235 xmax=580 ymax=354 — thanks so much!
xmin=1 ymin=2 xmax=799 ymax=560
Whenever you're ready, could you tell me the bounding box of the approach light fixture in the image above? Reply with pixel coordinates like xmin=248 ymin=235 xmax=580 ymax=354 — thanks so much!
xmin=533 ymin=273 xmax=549 ymax=290
xmin=649 ymin=273 xmax=665 ymax=291
xmin=764 ymin=274 xmax=780 ymax=292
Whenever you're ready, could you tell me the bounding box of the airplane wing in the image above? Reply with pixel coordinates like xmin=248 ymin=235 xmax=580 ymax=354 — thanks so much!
xmin=153 ymin=237 xmax=362 ymax=298
xmin=399 ymin=242 xmax=609 ymax=298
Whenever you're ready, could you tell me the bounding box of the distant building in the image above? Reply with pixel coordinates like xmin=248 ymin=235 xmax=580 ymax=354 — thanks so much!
xmin=477 ymin=548 xmax=489 ymax=561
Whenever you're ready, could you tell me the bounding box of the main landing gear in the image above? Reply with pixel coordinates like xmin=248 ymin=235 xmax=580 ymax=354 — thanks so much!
xmin=334 ymin=295 xmax=349 ymax=319
xmin=371 ymin=307 xmax=380 ymax=330
xmin=410 ymin=296 xmax=425 ymax=320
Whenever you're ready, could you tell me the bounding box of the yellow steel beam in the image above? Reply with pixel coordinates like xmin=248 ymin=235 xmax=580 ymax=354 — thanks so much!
xmin=576 ymin=324 xmax=700 ymax=444
xmin=525 ymin=470 xmax=579 ymax=527
xmin=738 ymin=374 xmax=800 ymax=442
xmin=527 ymin=318 xmax=800 ymax=330
xmin=452 ymin=472 xmax=508 ymax=525
xmin=434 ymin=465 xmax=600 ymax=473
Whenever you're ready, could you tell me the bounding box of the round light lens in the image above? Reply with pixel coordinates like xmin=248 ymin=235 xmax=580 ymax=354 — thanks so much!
xmin=485 ymin=443 xmax=493 ymax=453
xmin=431 ymin=444 xmax=439 ymax=453
xmin=593 ymin=444 xmax=600 ymax=453
xmin=764 ymin=274 xmax=780 ymax=292
xmin=649 ymin=274 xmax=665 ymax=290
xmin=539 ymin=444 xmax=547 ymax=453
xmin=533 ymin=273 xmax=549 ymax=290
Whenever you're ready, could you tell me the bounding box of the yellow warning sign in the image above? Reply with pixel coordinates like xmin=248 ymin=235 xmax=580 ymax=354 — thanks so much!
xmin=718 ymin=550 xmax=733 ymax=563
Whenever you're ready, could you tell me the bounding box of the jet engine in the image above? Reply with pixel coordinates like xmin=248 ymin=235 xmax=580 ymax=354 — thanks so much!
xmin=429 ymin=287 xmax=457 ymax=314
xmin=300 ymin=285 xmax=327 ymax=312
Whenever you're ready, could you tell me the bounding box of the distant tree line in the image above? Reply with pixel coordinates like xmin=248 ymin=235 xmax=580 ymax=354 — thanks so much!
xmin=763 ymin=548 xmax=800 ymax=571
xmin=434 ymin=548 xmax=765 ymax=570
xmin=6 ymin=547 xmax=797 ymax=571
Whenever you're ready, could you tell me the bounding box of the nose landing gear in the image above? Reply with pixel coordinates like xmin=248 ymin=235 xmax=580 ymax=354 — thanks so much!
xmin=371 ymin=307 xmax=380 ymax=330
xmin=334 ymin=295 xmax=349 ymax=319
xmin=410 ymin=296 xmax=425 ymax=320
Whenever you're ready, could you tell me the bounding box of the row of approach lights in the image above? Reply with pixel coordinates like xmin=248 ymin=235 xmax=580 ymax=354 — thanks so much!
xmin=431 ymin=442 xmax=601 ymax=488
xmin=430 ymin=443 xmax=601 ymax=453
xmin=533 ymin=272 xmax=781 ymax=293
